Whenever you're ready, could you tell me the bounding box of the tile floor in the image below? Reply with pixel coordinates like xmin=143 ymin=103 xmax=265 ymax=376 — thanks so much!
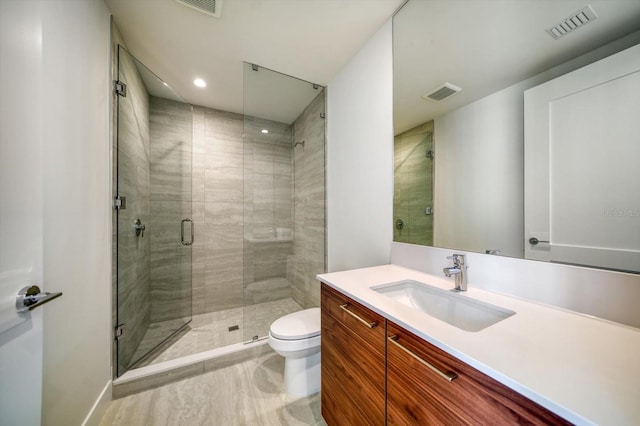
xmin=131 ymin=298 xmax=303 ymax=368
xmin=100 ymin=350 xmax=326 ymax=426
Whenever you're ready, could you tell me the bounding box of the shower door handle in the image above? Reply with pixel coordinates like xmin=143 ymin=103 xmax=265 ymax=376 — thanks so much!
xmin=181 ymin=218 xmax=194 ymax=246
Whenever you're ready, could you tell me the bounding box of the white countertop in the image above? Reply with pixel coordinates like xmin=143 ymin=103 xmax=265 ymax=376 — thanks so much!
xmin=317 ymin=264 xmax=640 ymax=426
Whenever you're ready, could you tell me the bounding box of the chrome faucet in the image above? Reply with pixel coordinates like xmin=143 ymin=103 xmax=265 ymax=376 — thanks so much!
xmin=443 ymin=254 xmax=467 ymax=292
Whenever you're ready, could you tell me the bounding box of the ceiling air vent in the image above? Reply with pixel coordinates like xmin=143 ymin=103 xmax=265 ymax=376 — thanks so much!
xmin=175 ymin=0 xmax=223 ymax=18
xmin=546 ymin=5 xmax=598 ymax=39
xmin=422 ymin=83 xmax=462 ymax=102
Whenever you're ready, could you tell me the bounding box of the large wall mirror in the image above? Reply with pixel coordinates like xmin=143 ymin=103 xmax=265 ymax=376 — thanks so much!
xmin=393 ymin=0 xmax=640 ymax=273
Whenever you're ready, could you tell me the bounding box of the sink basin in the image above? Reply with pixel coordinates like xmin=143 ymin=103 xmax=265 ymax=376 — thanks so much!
xmin=371 ymin=280 xmax=515 ymax=332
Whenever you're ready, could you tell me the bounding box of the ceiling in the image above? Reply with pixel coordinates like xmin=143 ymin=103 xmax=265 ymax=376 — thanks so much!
xmin=394 ymin=0 xmax=640 ymax=134
xmin=105 ymin=0 xmax=640 ymax=128
xmin=105 ymin=0 xmax=405 ymax=123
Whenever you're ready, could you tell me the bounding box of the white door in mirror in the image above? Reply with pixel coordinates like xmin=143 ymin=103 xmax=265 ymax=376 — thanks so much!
xmin=524 ymin=44 xmax=640 ymax=272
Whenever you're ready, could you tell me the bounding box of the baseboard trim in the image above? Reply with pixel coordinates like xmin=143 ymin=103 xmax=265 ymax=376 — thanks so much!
xmin=81 ymin=380 xmax=112 ymax=426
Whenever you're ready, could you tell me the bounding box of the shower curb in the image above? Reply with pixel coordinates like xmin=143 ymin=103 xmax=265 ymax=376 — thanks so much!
xmin=112 ymin=339 xmax=272 ymax=399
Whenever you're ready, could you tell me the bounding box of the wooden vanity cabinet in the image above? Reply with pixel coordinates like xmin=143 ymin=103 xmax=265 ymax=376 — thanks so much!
xmin=321 ymin=283 xmax=386 ymax=426
xmin=386 ymin=321 xmax=571 ymax=425
xmin=320 ymin=284 xmax=572 ymax=425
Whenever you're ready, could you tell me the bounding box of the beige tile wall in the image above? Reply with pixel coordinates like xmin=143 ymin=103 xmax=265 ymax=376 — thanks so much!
xmin=148 ymin=97 xmax=193 ymax=323
xmin=191 ymin=98 xmax=326 ymax=315
xmin=192 ymin=107 xmax=247 ymax=314
xmin=289 ymin=92 xmax=326 ymax=308
xmin=393 ymin=120 xmax=434 ymax=246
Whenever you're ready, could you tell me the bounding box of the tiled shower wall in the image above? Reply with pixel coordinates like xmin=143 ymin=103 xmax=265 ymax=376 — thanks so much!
xmin=190 ymin=107 xmax=305 ymax=315
xmin=289 ymin=92 xmax=326 ymax=308
xmin=148 ymin=97 xmax=193 ymax=323
xmin=114 ymin=47 xmax=151 ymax=372
xmin=188 ymin=99 xmax=326 ymax=315
xmin=191 ymin=107 xmax=246 ymax=315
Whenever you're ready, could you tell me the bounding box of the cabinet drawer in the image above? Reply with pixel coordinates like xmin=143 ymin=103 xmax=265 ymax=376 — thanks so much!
xmin=387 ymin=321 xmax=571 ymax=425
xmin=321 ymin=312 xmax=385 ymax=393
xmin=321 ymin=283 xmax=385 ymax=355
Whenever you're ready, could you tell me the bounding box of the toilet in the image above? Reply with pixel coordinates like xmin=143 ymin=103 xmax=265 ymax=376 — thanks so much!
xmin=268 ymin=307 xmax=321 ymax=397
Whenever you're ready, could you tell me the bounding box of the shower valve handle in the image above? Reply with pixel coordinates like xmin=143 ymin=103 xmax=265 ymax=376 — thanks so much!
xmin=134 ymin=218 xmax=146 ymax=237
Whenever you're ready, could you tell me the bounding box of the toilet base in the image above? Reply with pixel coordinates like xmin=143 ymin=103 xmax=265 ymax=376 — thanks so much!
xmin=283 ymin=351 xmax=321 ymax=397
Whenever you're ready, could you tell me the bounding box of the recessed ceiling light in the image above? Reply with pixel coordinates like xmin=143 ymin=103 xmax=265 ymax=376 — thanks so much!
xmin=193 ymin=78 xmax=206 ymax=88
xmin=261 ymin=129 xmax=269 ymax=134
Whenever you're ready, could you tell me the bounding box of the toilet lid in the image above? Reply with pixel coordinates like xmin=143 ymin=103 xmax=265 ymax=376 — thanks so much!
xmin=270 ymin=307 xmax=321 ymax=340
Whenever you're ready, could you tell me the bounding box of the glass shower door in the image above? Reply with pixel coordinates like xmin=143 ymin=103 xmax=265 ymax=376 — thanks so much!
xmin=115 ymin=46 xmax=192 ymax=375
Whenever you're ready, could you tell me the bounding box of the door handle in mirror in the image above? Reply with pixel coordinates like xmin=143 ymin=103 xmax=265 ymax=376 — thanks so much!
xmin=529 ymin=237 xmax=549 ymax=245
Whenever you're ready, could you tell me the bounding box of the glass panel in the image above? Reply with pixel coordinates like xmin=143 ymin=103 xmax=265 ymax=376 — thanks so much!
xmin=242 ymin=63 xmax=326 ymax=343
xmin=115 ymin=46 xmax=192 ymax=376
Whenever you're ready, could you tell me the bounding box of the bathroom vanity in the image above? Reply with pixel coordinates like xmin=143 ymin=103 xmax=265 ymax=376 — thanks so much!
xmin=318 ymin=265 xmax=640 ymax=425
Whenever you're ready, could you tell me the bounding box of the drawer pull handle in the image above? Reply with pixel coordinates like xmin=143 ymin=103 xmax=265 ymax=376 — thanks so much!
xmin=388 ymin=335 xmax=458 ymax=382
xmin=339 ymin=304 xmax=378 ymax=328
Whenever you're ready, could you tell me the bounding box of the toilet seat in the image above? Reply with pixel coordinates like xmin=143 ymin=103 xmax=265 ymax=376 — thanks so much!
xmin=268 ymin=333 xmax=321 ymax=353
xmin=269 ymin=307 xmax=320 ymax=340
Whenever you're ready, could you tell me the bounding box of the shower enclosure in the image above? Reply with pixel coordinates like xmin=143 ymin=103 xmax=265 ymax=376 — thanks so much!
xmin=113 ymin=48 xmax=326 ymax=377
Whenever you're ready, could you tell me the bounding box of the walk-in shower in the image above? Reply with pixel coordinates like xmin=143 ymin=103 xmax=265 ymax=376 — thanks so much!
xmin=113 ymin=47 xmax=326 ymax=379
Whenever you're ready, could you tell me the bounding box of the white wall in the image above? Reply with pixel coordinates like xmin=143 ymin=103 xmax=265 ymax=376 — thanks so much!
xmin=40 ymin=1 xmax=112 ymax=425
xmin=326 ymin=20 xmax=394 ymax=272
xmin=434 ymin=87 xmax=524 ymax=258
